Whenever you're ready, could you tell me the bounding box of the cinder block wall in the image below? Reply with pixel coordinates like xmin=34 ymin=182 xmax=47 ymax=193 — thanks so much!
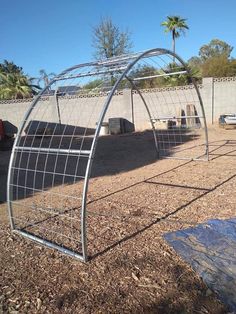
xmin=1 ymin=76 xmax=236 ymax=135
xmin=0 ymin=100 xmax=30 ymax=134
xmin=213 ymin=77 xmax=236 ymax=121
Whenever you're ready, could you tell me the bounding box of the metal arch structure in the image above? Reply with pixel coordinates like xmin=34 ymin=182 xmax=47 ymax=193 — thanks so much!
xmin=7 ymin=48 xmax=209 ymax=262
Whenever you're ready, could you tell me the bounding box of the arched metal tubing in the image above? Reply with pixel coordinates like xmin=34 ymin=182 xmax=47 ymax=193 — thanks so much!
xmin=80 ymin=48 xmax=209 ymax=261
xmin=7 ymin=48 xmax=209 ymax=262
xmin=125 ymin=76 xmax=159 ymax=157
xmin=7 ymin=81 xmax=56 ymax=230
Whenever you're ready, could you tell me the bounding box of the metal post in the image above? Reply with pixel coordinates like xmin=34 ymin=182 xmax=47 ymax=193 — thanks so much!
xmin=131 ymin=88 xmax=134 ymax=125
xmin=125 ymin=76 xmax=159 ymax=157
xmin=55 ymin=91 xmax=62 ymax=125
xmin=190 ymin=77 xmax=209 ymax=160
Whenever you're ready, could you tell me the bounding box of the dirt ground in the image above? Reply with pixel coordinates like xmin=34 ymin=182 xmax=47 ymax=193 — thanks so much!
xmin=0 ymin=126 xmax=235 ymax=313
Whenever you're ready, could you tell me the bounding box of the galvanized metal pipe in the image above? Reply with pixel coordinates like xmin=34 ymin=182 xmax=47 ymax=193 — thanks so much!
xmin=7 ymin=47 xmax=209 ymax=262
xmin=132 ymin=70 xmax=187 ymax=81
xmin=15 ymin=146 xmax=91 ymax=156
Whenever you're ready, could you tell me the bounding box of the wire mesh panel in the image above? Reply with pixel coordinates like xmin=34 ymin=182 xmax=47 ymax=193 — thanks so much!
xmin=7 ymin=48 xmax=208 ymax=261
xmin=127 ymin=53 xmax=208 ymax=160
xmin=7 ymin=62 xmax=119 ymax=261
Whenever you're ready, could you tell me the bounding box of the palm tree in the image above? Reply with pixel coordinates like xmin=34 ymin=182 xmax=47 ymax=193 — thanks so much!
xmin=0 ymin=72 xmax=32 ymax=99
xmin=161 ymin=16 xmax=189 ymax=59
xmin=0 ymin=60 xmax=23 ymax=75
xmin=37 ymin=69 xmax=56 ymax=88
xmin=0 ymin=72 xmax=41 ymax=100
xmin=0 ymin=60 xmax=41 ymax=99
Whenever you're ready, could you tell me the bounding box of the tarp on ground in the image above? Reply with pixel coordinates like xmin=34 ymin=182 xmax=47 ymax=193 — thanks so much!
xmin=164 ymin=218 xmax=236 ymax=312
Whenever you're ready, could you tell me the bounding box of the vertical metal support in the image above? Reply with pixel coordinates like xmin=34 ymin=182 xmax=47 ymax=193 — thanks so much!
xmin=190 ymin=77 xmax=209 ymax=160
xmin=79 ymin=52 xmax=158 ymax=261
xmin=131 ymin=88 xmax=134 ymax=125
xmin=212 ymin=79 xmax=215 ymax=125
xmin=7 ymin=82 xmax=56 ymax=231
xmin=55 ymin=91 xmax=62 ymax=125
xmin=165 ymin=52 xmax=209 ymax=161
xmin=125 ymin=77 xmax=159 ymax=157
xmin=7 ymin=152 xmax=16 ymax=230
xmin=80 ymin=155 xmax=92 ymax=262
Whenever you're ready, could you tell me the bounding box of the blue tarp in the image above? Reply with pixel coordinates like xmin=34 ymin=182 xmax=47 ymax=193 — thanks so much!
xmin=164 ymin=218 xmax=236 ymax=312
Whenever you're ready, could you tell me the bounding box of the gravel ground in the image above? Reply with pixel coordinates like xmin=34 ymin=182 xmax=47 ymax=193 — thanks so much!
xmin=0 ymin=126 xmax=235 ymax=313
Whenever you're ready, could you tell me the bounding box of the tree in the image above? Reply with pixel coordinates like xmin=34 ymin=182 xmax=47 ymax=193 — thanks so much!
xmin=199 ymin=39 xmax=233 ymax=61
xmin=129 ymin=65 xmax=162 ymax=89
xmin=161 ymin=63 xmax=193 ymax=86
xmin=0 ymin=60 xmax=23 ymax=75
xmin=228 ymin=59 xmax=236 ymax=76
xmin=188 ymin=39 xmax=235 ymax=79
xmin=92 ymin=17 xmax=132 ymax=60
xmin=129 ymin=64 xmax=193 ymax=89
xmin=201 ymin=55 xmax=236 ymax=77
xmin=0 ymin=60 xmax=41 ymax=99
xmin=161 ymin=16 xmax=189 ymax=57
xmin=187 ymin=57 xmax=203 ymax=81
xmin=0 ymin=72 xmax=32 ymax=99
xmin=188 ymin=56 xmax=202 ymax=69
xmin=82 ymin=79 xmax=104 ymax=90
xmin=37 ymin=69 xmax=56 ymax=88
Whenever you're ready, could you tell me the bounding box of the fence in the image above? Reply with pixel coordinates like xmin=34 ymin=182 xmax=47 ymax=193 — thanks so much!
xmin=1 ymin=77 xmax=236 ymax=136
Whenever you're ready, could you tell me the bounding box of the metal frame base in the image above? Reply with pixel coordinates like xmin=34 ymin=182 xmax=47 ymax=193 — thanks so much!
xmin=13 ymin=229 xmax=86 ymax=262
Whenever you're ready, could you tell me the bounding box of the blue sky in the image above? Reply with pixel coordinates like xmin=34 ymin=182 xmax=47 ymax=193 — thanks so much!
xmin=1 ymin=0 xmax=236 ymax=78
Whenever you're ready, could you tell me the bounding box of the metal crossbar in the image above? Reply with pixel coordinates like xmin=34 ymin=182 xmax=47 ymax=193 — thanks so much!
xmin=133 ymin=70 xmax=187 ymax=81
xmin=10 ymin=183 xmax=82 ymax=199
xmin=15 ymin=146 xmax=91 ymax=156
xmin=11 ymin=202 xmax=79 ymax=221
xmin=54 ymin=66 xmax=127 ymax=81
xmin=11 ymin=167 xmax=85 ymax=179
xmin=96 ymin=50 xmax=165 ymax=66
xmin=151 ymin=116 xmax=203 ymax=121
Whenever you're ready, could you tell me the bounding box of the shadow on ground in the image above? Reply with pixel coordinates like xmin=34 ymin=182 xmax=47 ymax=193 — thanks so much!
xmin=89 ymin=163 xmax=236 ymax=260
xmin=0 ymin=132 xmax=234 ymax=313
xmin=0 ymin=128 xmax=200 ymax=203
